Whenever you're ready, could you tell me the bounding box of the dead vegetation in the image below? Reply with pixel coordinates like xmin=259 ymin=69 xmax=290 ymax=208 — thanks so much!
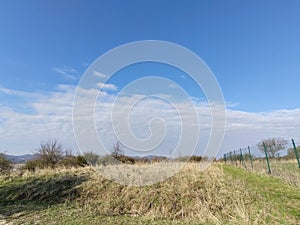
xmin=0 ymin=163 xmax=299 ymax=224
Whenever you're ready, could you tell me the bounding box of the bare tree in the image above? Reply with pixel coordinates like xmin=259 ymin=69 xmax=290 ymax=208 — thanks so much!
xmin=36 ymin=139 xmax=64 ymax=168
xmin=111 ymin=140 xmax=124 ymax=158
xmin=258 ymin=137 xmax=288 ymax=158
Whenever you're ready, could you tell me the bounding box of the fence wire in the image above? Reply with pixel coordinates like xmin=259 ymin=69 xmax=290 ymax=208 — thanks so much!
xmin=223 ymin=139 xmax=300 ymax=187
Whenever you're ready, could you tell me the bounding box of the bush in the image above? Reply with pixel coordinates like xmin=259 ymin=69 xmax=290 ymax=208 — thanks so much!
xmin=0 ymin=153 xmax=12 ymax=175
xmin=83 ymin=151 xmax=99 ymax=166
xmin=115 ymin=155 xmax=136 ymax=164
xmin=36 ymin=140 xmax=64 ymax=168
xmin=96 ymin=155 xmax=136 ymax=166
xmin=175 ymin=155 xmax=204 ymax=162
xmin=23 ymin=139 xmax=89 ymax=171
xmin=24 ymin=155 xmax=88 ymax=172
xmin=23 ymin=158 xmax=41 ymax=172
xmin=97 ymin=155 xmax=120 ymax=166
xmin=58 ymin=155 xmax=88 ymax=168
xmin=77 ymin=156 xmax=88 ymax=167
xmin=284 ymin=147 xmax=300 ymax=160
xmin=189 ymin=155 xmax=203 ymax=162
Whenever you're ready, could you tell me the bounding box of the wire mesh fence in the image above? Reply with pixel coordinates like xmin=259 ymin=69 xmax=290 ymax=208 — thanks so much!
xmin=223 ymin=139 xmax=300 ymax=187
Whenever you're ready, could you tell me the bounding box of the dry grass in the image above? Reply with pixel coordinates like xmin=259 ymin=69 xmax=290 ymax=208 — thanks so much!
xmin=1 ymin=162 xmax=300 ymax=224
xmin=94 ymin=161 xmax=187 ymax=185
xmin=73 ymin=163 xmax=275 ymax=224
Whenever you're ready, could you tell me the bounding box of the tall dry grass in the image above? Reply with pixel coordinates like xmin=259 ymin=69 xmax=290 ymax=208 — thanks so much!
xmin=72 ymin=163 xmax=271 ymax=224
xmin=3 ymin=162 xmax=296 ymax=224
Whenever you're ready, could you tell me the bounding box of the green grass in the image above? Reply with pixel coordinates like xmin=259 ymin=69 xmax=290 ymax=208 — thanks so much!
xmin=230 ymin=159 xmax=300 ymax=187
xmin=223 ymin=165 xmax=300 ymax=224
xmin=0 ymin=163 xmax=300 ymax=224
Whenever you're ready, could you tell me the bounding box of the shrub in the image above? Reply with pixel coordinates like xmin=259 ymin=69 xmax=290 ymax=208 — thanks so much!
xmin=189 ymin=155 xmax=203 ymax=162
xmin=0 ymin=153 xmax=12 ymax=175
xmin=23 ymin=158 xmax=41 ymax=172
xmin=115 ymin=155 xmax=136 ymax=164
xmin=24 ymin=155 xmax=88 ymax=172
xmin=36 ymin=139 xmax=64 ymax=168
xmin=97 ymin=155 xmax=120 ymax=166
xmin=284 ymin=147 xmax=300 ymax=160
xmin=23 ymin=140 xmax=89 ymax=171
xmin=58 ymin=155 xmax=88 ymax=168
xmin=83 ymin=151 xmax=99 ymax=166
xmin=175 ymin=155 xmax=204 ymax=162
xmin=77 ymin=156 xmax=88 ymax=167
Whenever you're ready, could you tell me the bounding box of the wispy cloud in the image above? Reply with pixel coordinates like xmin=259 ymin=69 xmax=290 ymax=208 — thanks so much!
xmin=97 ymin=82 xmax=117 ymax=91
xmin=0 ymin=86 xmax=43 ymax=99
xmin=0 ymin=86 xmax=29 ymax=96
xmin=1 ymin=85 xmax=300 ymax=157
xmin=93 ymin=70 xmax=107 ymax=79
xmin=52 ymin=66 xmax=78 ymax=80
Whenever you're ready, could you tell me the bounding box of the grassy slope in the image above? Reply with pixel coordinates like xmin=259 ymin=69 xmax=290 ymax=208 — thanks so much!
xmin=0 ymin=164 xmax=299 ymax=225
xmin=223 ymin=165 xmax=300 ymax=224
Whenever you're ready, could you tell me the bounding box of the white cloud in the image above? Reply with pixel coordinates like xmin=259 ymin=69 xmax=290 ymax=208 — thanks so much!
xmin=0 ymin=86 xmax=39 ymax=98
xmin=0 ymin=85 xmax=300 ymax=158
xmin=97 ymin=82 xmax=117 ymax=91
xmin=52 ymin=66 xmax=78 ymax=80
xmin=93 ymin=70 xmax=107 ymax=79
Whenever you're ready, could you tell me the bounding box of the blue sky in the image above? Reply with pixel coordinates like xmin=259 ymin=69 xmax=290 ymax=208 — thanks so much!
xmin=1 ymin=0 xmax=300 ymax=111
xmin=1 ymin=0 xmax=300 ymax=155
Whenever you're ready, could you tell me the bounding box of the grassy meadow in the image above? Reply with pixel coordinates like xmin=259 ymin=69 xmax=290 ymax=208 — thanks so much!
xmin=0 ymin=162 xmax=300 ymax=225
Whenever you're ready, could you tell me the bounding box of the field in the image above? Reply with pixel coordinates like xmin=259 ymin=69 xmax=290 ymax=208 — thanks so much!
xmin=226 ymin=159 xmax=300 ymax=188
xmin=1 ymin=162 xmax=300 ymax=225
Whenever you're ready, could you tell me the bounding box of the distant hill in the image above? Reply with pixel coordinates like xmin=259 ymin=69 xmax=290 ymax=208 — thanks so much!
xmin=3 ymin=154 xmax=36 ymax=164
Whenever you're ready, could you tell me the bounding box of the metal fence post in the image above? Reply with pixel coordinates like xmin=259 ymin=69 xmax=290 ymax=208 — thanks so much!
xmin=239 ymin=149 xmax=242 ymax=165
xmin=248 ymin=146 xmax=254 ymax=169
xmin=292 ymin=139 xmax=300 ymax=169
xmin=233 ymin=150 xmax=237 ymax=166
xmin=263 ymin=142 xmax=272 ymax=174
xmin=240 ymin=148 xmax=247 ymax=169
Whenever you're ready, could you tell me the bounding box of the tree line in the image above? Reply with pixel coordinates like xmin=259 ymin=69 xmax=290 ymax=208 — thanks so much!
xmin=0 ymin=139 xmax=209 ymax=175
